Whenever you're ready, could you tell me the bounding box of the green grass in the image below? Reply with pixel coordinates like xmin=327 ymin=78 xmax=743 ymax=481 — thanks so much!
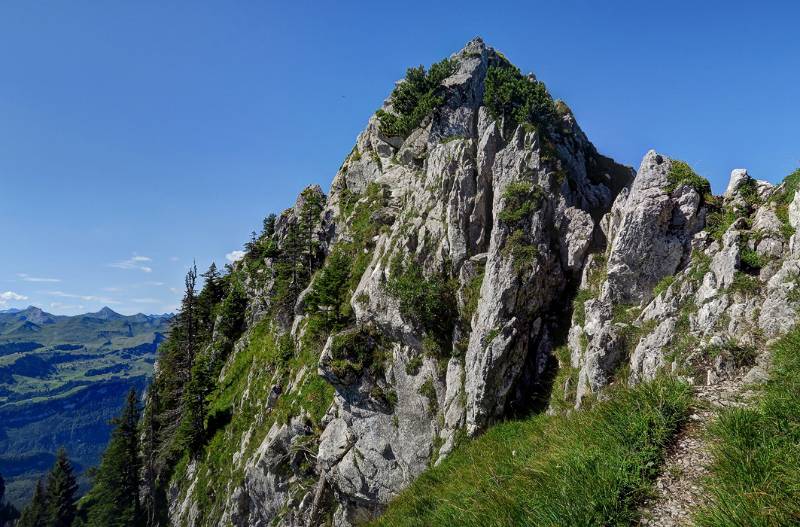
xmin=664 ymin=160 xmax=712 ymax=202
xmin=769 ymin=168 xmax=800 ymax=239
xmin=729 ymin=271 xmax=760 ymax=296
xmin=549 ymin=345 xmax=579 ymax=412
xmin=696 ymin=326 xmax=800 ymax=526
xmin=653 ymin=274 xmax=676 ymax=297
xmin=705 ymin=206 xmax=738 ymax=241
xmin=370 ymin=377 xmax=691 ymax=527
xmin=571 ymin=288 xmax=593 ymax=326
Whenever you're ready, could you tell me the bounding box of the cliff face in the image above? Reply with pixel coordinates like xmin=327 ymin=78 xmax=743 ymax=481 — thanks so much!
xmin=163 ymin=38 xmax=800 ymax=527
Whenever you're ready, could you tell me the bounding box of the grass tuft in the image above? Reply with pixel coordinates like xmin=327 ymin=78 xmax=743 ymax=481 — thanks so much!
xmin=664 ymin=160 xmax=712 ymax=203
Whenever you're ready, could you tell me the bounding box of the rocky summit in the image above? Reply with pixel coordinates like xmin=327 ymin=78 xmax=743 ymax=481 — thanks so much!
xmin=133 ymin=38 xmax=800 ymax=526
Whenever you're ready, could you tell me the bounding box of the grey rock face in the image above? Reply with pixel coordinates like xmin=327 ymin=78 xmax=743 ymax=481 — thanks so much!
xmin=573 ymin=166 xmax=800 ymax=401
xmin=605 ymin=151 xmax=704 ymax=304
xmin=571 ymin=152 xmax=705 ymax=404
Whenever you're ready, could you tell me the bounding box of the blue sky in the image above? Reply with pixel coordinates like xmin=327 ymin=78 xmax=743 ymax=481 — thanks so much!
xmin=1 ymin=1 xmax=798 ymax=315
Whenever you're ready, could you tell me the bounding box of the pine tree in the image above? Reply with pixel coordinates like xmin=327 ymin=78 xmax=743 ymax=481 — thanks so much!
xmin=217 ymin=279 xmax=247 ymax=342
xmin=298 ymin=188 xmax=324 ymax=272
xmin=179 ymin=263 xmax=199 ymax=384
xmin=17 ymin=479 xmax=47 ymax=527
xmin=177 ymin=350 xmax=212 ymax=454
xmin=198 ymin=262 xmax=225 ymax=339
xmin=85 ymin=389 xmax=142 ymax=526
xmin=45 ymin=449 xmax=78 ymax=527
xmin=153 ymin=264 xmax=201 ymax=464
xmin=140 ymin=392 xmax=158 ymax=527
xmin=262 ymin=213 xmax=276 ymax=238
xmin=280 ymin=219 xmax=304 ymax=302
xmin=0 ymin=471 xmax=20 ymax=527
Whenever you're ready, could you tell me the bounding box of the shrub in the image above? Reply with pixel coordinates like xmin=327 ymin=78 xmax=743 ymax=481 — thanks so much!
xmin=304 ymin=249 xmax=354 ymax=332
xmin=217 ymin=279 xmax=248 ymax=343
xmin=328 ymin=328 xmax=384 ymax=381
xmin=405 ymin=354 xmax=423 ymax=376
xmin=483 ymin=65 xmax=558 ymax=134
xmin=497 ymin=182 xmax=543 ymax=224
xmin=737 ymin=177 xmax=761 ymax=207
xmin=739 ymin=246 xmax=768 ymax=272
xmin=376 ymin=59 xmax=458 ymax=138
xmin=386 ymin=264 xmax=458 ymax=356
xmin=418 ymin=379 xmax=438 ymax=414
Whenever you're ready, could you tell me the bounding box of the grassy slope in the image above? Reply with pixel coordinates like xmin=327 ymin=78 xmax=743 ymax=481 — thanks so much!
xmin=170 ymin=317 xmax=334 ymax=525
xmin=697 ymin=328 xmax=800 ymax=526
xmin=371 ymin=377 xmax=691 ymax=527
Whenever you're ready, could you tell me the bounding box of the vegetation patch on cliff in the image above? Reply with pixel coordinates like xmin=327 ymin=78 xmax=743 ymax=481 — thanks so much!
xmin=386 ymin=262 xmax=458 ymax=358
xmin=696 ymin=326 xmax=800 ymax=526
xmin=371 ymin=377 xmax=690 ymax=527
xmin=498 ymin=182 xmax=544 ymax=271
xmin=483 ymin=63 xmax=558 ymax=135
xmin=770 ymin=167 xmax=800 ymax=239
xmin=664 ymin=160 xmax=712 ymax=203
xmin=376 ymin=58 xmax=458 ymax=138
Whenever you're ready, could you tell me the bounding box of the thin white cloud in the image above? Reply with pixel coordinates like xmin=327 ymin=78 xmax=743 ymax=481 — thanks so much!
xmin=169 ymin=287 xmax=181 ymax=295
xmin=143 ymin=281 xmax=165 ymax=286
xmin=169 ymin=256 xmax=180 ymax=262
xmin=49 ymin=302 xmax=85 ymax=311
xmin=0 ymin=291 xmax=28 ymax=305
xmin=46 ymin=291 xmax=120 ymax=305
xmin=110 ymin=255 xmax=153 ymax=273
xmin=131 ymin=297 xmax=160 ymax=304
xmin=226 ymin=250 xmax=246 ymax=263
xmin=17 ymin=273 xmax=61 ymax=283
xmin=102 ymin=287 xmax=123 ymax=292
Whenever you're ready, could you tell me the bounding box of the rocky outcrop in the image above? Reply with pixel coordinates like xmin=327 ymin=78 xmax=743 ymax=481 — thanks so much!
xmin=314 ymin=38 xmax=632 ymax=523
xmin=569 ymin=151 xmax=706 ymax=404
xmin=567 ymin=160 xmax=800 ymax=411
xmin=165 ymin=37 xmax=800 ymax=527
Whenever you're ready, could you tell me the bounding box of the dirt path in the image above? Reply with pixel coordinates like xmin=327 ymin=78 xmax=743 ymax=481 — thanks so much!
xmin=637 ymin=377 xmax=751 ymax=526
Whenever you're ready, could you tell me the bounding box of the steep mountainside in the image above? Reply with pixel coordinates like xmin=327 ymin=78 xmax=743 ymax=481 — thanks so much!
xmin=0 ymin=307 xmax=170 ymax=506
xmin=143 ymin=38 xmax=800 ymax=526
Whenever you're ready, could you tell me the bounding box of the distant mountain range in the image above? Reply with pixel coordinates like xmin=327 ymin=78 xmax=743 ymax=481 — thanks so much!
xmin=0 ymin=306 xmax=172 ymax=506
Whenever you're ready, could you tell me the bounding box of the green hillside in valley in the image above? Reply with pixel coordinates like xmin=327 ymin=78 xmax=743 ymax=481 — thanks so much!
xmin=0 ymin=306 xmax=171 ymax=507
